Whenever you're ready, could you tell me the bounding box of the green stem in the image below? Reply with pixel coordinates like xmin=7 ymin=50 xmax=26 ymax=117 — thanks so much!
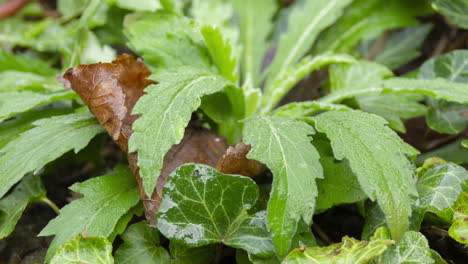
xmin=41 ymin=197 xmax=60 ymax=215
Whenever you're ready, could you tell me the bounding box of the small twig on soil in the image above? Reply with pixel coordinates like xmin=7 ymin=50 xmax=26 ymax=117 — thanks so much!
xmin=0 ymin=0 xmax=28 ymax=18
xmin=365 ymin=31 xmax=392 ymax=61
xmin=432 ymin=35 xmax=450 ymax=58
xmin=40 ymin=197 xmax=60 ymax=215
xmin=312 ymin=223 xmax=332 ymax=245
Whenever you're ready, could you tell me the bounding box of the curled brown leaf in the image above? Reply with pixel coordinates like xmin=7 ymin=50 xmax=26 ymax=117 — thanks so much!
xmin=216 ymin=143 xmax=266 ymax=178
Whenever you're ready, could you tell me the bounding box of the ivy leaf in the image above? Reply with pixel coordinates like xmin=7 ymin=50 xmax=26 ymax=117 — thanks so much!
xmin=0 ymin=90 xmax=77 ymax=122
xmin=360 ymin=24 xmax=433 ymax=70
xmin=265 ymin=0 xmax=353 ymax=88
xmin=313 ymin=0 xmax=431 ymax=54
xmin=232 ymin=0 xmax=277 ymax=85
xmin=50 ymin=235 xmax=113 ymax=264
xmin=282 ymin=236 xmax=393 ymax=264
xmin=39 ymin=166 xmax=140 ymax=260
xmin=243 ymin=116 xmax=322 ymax=257
xmin=169 ymin=242 xmax=217 ymax=264
xmin=314 ymin=110 xmax=418 ymax=241
xmin=418 ymin=50 xmax=468 ymax=134
xmin=114 ymin=221 xmax=170 ymax=264
xmin=129 ymin=67 xmax=230 ymax=196
xmin=432 ymin=0 xmax=468 ymax=29
xmin=377 ymin=231 xmax=434 ymax=264
xmin=0 ymin=110 xmax=103 ymax=199
xmin=201 ymin=25 xmax=238 ymax=83
xmin=157 ymin=164 xmax=274 ymax=257
xmin=124 ymin=11 xmax=211 ymax=72
xmin=0 ymin=173 xmax=45 ymax=239
xmin=416 ymin=163 xmax=468 ymax=215
xmin=448 ymin=192 xmax=468 ymax=244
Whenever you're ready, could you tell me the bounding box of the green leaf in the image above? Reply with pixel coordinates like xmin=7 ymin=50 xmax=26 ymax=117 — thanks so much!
xmin=432 ymin=0 xmax=468 ymax=29
xmin=273 ymin=101 xmax=352 ymax=119
xmin=114 ymin=221 xmax=170 ymax=264
xmin=266 ymin=0 xmax=353 ymax=88
xmin=190 ymin=0 xmax=235 ymax=33
xmin=377 ymin=231 xmax=434 ymax=264
xmin=157 ymin=164 xmax=274 ymax=256
xmin=0 ymin=110 xmax=103 ymax=199
xmin=169 ymin=242 xmax=217 ymax=264
xmin=418 ymin=50 xmax=468 ymax=134
xmin=129 ymin=67 xmax=230 ymax=196
xmin=0 ymin=174 xmax=45 ymax=239
xmin=361 ymin=24 xmax=433 ymax=70
xmin=448 ymin=192 xmax=468 ymax=244
xmin=313 ymin=110 xmax=418 ymax=241
xmin=0 ymin=71 xmax=62 ymax=92
xmin=261 ymin=54 xmax=355 ymax=113
xmin=417 ymin=163 xmax=468 ymax=214
xmin=0 ymin=49 xmax=56 ymax=75
xmin=312 ymin=134 xmax=367 ymax=211
xmin=50 ymin=235 xmax=113 ymax=264
xmin=39 ymin=166 xmax=140 ymax=260
xmin=116 ymin=0 xmax=162 ymax=11
xmin=416 ymin=139 xmax=468 ymax=165
xmin=243 ymin=116 xmax=323 ymax=257
xmin=313 ymin=0 xmax=431 ymax=54
xmin=361 ymin=202 xmax=387 ymax=240
xmin=232 ymin=0 xmax=277 ymax=85
xmin=282 ymin=236 xmax=393 ymax=264
xmin=0 ymin=90 xmax=77 ymax=122
xmin=201 ymin=25 xmax=238 ymax=83
xmin=124 ymin=11 xmax=212 ymax=72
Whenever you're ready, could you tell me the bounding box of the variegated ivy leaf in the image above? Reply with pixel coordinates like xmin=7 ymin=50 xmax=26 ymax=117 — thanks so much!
xmin=50 ymin=235 xmax=113 ymax=264
xmin=157 ymin=164 xmax=274 ymax=257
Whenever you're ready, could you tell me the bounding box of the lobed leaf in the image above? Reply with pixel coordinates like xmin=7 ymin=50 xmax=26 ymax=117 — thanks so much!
xmin=39 ymin=166 xmax=140 ymax=260
xmin=129 ymin=67 xmax=230 ymax=196
xmin=282 ymin=236 xmax=393 ymax=264
xmin=157 ymin=164 xmax=274 ymax=256
xmin=0 ymin=110 xmax=103 ymax=199
xmin=448 ymin=192 xmax=468 ymax=244
xmin=114 ymin=221 xmax=170 ymax=264
xmin=432 ymin=0 xmax=468 ymax=29
xmin=0 ymin=174 xmax=45 ymax=239
xmin=50 ymin=235 xmax=113 ymax=264
xmin=314 ymin=110 xmax=418 ymax=241
xmin=243 ymin=116 xmax=322 ymax=257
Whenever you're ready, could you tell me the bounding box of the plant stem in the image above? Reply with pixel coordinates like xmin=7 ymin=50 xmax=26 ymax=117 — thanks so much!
xmin=312 ymin=223 xmax=332 ymax=245
xmin=365 ymin=31 xmax=391 ymax=61
xmin=40 ymin=197 xmax=60 ymax=215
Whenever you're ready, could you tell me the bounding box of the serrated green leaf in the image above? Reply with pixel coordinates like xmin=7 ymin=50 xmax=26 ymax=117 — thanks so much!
xmin=0 ymin=49 xmax=56 ymax=75
xmin=191 ymin=0 xmax=234 ymax=34
xmin=201 ymin=25 xmax=238 ymax=83
xmin=0 ymin=90 xmax=77 ymax=122
xmin=124 ymin=11 xmax=212 ymax=72
xmin=313 ymin=0 xmax=431 ymax=54
xmin=314 ymin=110 xmax=418 ymax=241
xmin=312 ymin=134 xmax=367 ymax=211
xmin=50 ymin=235 xmax=113 ymax=264
xmin=433 ymin=0 xmax=468 ymax=29
xmin=0 ymin=110 xmax=103 ymax=199
xmin=418 ymin=50 xmax=468 ymax=134
xmin=377 ymin=231 xmax=434 ymax=264
xmin=243 ymin=116 xmax=322 ymax=257
xmin=0 ymin=174 xmax=45 ymax=239
xmin=417 ymin=163 xmax=468 ymax=214
xmin=361 ymin=24 xmax=433 ymax=70
xmin=39 ymin=166 xmax=140 ymax=260
xmin=233 ymin=0 xmax=277 ymax=86
xmin=273 ymin=101 xmax=351 ymax=119
xmin=282 ymin=236 xmax=393 ymax=264
xmin=129 ymin=67 xmax=230 ymax=196
xmin=157 ymin=164 xmax=274 ymax=256
xmin=114 ymin=221 xmax=170 ymax=264
xmin=169 ymin=242 xmax=217 ymax=264
xmin=448 ymin=192 xmax=468 ymax=244
xmin=261 ymin=54 xmax=355 ymax=113
xmin=265 ymin=0 xmax=353 ymax=89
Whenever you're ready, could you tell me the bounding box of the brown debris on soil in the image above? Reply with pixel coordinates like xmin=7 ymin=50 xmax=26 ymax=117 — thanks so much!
xmin=216 ymin=143 xmax=266 ymax=178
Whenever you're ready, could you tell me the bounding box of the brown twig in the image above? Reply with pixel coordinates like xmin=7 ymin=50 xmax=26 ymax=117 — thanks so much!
xmin=0 ymin=0 xmax=28 ymax=18
xmin=365 ymin=31 xmax=392 ymax=61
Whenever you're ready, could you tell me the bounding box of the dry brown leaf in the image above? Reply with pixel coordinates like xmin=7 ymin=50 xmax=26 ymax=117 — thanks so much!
xmin=216 ymin=143 xmax=266 ymax=178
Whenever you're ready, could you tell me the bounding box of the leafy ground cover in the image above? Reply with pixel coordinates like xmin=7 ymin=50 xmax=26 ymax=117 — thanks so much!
xmin=0 ymin=0 xmax=467 ymax=263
